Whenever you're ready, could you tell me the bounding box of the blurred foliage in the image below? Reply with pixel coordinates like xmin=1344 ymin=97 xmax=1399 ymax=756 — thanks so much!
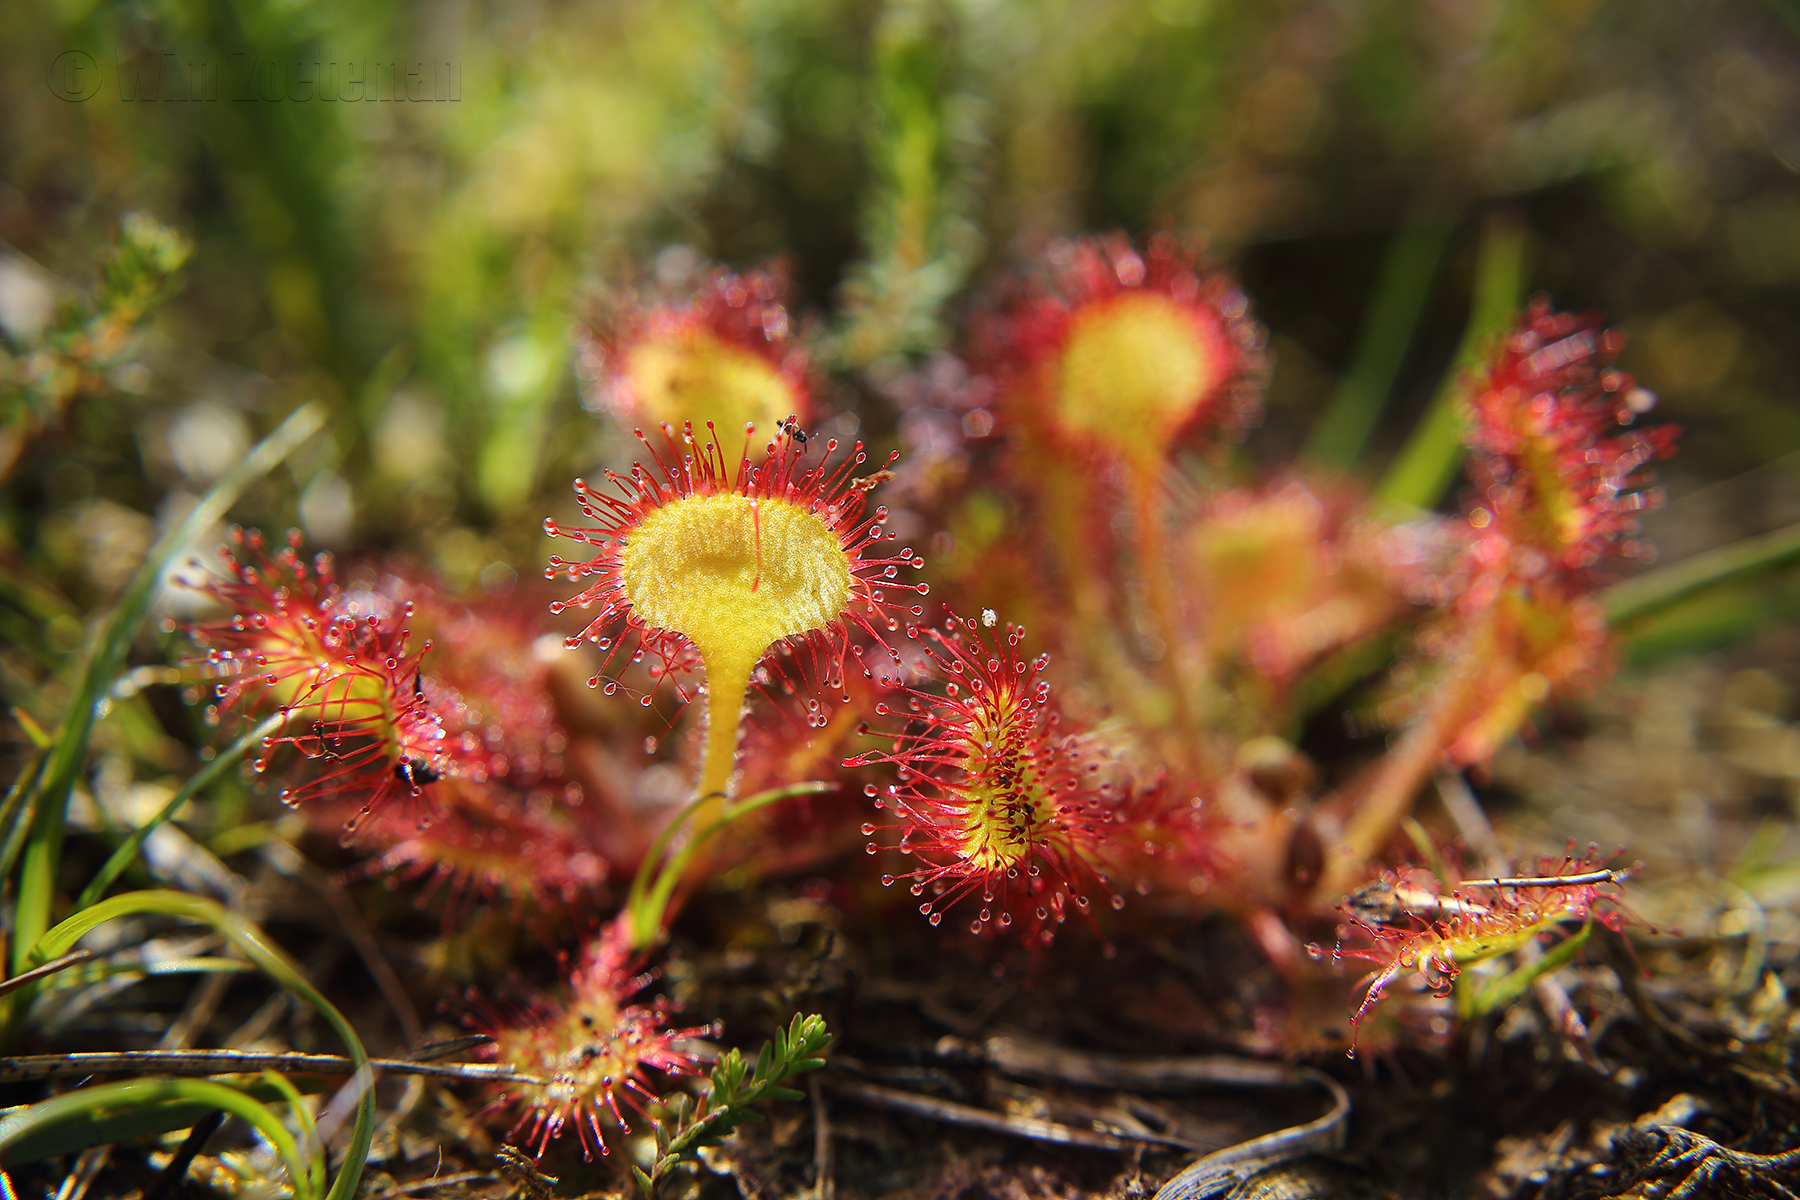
xmin=5 ymin=0 xmax=1800 ymax=681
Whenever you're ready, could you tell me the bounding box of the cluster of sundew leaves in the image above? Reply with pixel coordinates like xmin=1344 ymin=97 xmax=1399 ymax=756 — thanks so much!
xmin=1325 ymin=847 xmax=1637 ymax=1046
xmin=527 ymin=237 xmax=1681 ymax=964
xmin=468 ymin=917 xmax=713 ymax=1161
xmin=849 ymin=610 xmax=1126 ymax=944
xmin=159 ymin=232 xmax=1692 ymax=1176
xmin=315 ymin=593 xmax=606 ymax=920
xmin=1401 ymin=301 xmax=1679 ymax=768
xmin=186 ymin=528 xmax=618 ymax=923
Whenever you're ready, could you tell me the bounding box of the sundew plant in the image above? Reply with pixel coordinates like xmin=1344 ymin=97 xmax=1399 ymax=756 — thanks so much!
xmin=0 ymin=220 xmax=1703 ymax=1191
xmin=5 ymin=4 xmax=1800 ymax=1199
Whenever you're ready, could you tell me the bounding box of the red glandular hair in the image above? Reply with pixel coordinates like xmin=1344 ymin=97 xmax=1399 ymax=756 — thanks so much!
xmin=186 ymin=528 xmax=452 ymax=826
xmin=470 ymin=916 xmax=711 ymax=1160
xmin=849 ymin=611 xmax=1124 ymax=945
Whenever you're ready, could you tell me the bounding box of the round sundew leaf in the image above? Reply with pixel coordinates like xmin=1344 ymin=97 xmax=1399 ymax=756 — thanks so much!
xmin=1055 ymin=291 xmax=1229 ymax=455
xmin=620 ymin=492 xmax=853 ymax=668
xmin=625 ymin=328 xmax=800 ymax=442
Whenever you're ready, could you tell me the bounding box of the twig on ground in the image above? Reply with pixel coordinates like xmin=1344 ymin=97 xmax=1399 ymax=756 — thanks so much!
xmin=825 ymin=1076 xmax=1176 ymax=1151
xmin=364 ymin=1170 xmax=501 ymax=1200
xmin=809 ymin=1074 xmax=833 ymax=1200
xmin=0 ymin=1049 xmax=545 ymax=1085
xmin=0 ymin=952 xmax=93 ymax=999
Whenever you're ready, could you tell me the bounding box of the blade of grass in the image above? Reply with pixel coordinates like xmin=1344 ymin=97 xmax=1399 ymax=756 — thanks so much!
xmin=0 ymin=1078 xmax=314 ymax=1197
xmin=207 ymin=821 xmax=281 ymax=859
xmin=1303 ymin=216 xmax=1455 ymax=469
xmin=1377 ymin=214 xmax=1527 ymax=510
xmin=261 ymin=1070 xmax=325 ymax=1198
xmin=1618 ymin=574 xmax=1800 ymax=666
xmin=0 ymin=1087 xmax=315 ymax=1167
xmin=21 ymin=890 xmax=373 ymax=1200
xmin=7 ymin=712 xmax=51 ymax=751
xmin=1604 ymin=519 xmax=1800 ymax=627
xmin=11 ymin=402 xmax=325 ymax=978
xmin=0 ymin=752 xmax=46 ymax=895
xmin=39 ymin=957 xmax=253 ymax=992
xmin=77 ymin=711 xmax=293 ymax=910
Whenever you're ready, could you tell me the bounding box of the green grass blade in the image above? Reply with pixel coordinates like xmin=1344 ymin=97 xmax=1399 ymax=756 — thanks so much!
xmin=0 ymin=1077 xmax=316 ymax=1198
xmin=1304 ymin=216 xmax=1455 ymax=469
xmin=22 ymin=890 xmax=373 ymax=1200
xmin=0 ymin=751 xmax=46 ymax=890
xmin=11 ymin=402 xmax=325 ymax=976
xmin=0 ymin=1097 xmax=222 ymax=1164
xmin=1460 ymin=920 xmax=1593 ymax=1022
xmin=39 ymin=957 xmax=254 ymax=993
xmin=76 ymin=711 xmax=292 ymax=910
xmin=1604 ymin=519 xmax=1800 ymax=627
xmin=1377 ymin=214 xmax=1527 ymax=510
xmin=261 ymin=1069 xmax=326 ymax=1196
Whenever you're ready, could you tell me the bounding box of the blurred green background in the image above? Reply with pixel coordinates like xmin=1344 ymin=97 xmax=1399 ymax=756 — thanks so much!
xmin=5 ymin=0 xmax=1800 ymax=629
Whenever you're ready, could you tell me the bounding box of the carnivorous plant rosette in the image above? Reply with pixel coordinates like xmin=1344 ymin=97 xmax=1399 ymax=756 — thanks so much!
xmin=1315 ymin=302 xmax=1681 ymax=900
xmin=472 ymin=916 xmax=712 ymax=1159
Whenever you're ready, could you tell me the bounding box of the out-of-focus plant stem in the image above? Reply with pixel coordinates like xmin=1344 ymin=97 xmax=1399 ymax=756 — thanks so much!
xmin=1377 ymin=213 xmax=1527 ymax=511
xmin=1312 ymin=649 xmax=1488 ymax=905
xmin=1605 ymin=519 xmax=1800 ymax=626
xmin=838 ymin=0 xmax=981 ymax=365
xmin=1304 ymin=214 xmax=1454 ymax=469
xmin=625 ymin=781 xmax=836 ymax=950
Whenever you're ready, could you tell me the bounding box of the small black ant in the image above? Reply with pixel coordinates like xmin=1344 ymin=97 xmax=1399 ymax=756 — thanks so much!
xmin=394 ymin=757 xmax=440 ymax=787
